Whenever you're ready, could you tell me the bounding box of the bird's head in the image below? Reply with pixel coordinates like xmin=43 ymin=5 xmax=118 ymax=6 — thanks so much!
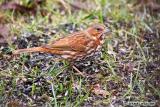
xmin=86 ymin=24 xmax=110 ymax=40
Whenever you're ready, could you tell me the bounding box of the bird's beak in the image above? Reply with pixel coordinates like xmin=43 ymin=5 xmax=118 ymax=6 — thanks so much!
xmin=104 ymin=28 xmax=111 ymax=34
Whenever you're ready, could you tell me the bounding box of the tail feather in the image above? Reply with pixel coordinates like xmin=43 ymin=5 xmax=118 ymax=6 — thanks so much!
xmin=13 ymin=47 xmax=44 ymax=55
xmin=13 ymin=47 xmax=65 ymax=55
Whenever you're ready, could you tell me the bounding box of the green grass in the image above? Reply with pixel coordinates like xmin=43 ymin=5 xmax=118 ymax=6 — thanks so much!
xmin=0 ymin=0 xmax=159 ymax=106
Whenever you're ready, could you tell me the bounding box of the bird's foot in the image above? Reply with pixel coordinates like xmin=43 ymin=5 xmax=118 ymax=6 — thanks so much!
xmin=72 ymin=65 xmax=86 ymax=77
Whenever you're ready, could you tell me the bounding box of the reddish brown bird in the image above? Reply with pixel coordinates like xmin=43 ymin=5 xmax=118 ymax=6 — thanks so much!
xmin=13 ymin=24 xmax=109 ymax=61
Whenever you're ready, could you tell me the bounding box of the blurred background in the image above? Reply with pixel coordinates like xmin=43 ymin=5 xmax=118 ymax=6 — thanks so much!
xmin=0 ymin=0 xmax=160 ymax=107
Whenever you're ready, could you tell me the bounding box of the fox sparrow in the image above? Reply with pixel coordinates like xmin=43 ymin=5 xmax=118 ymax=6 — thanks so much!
xmin=13 ymin=24 xmax=109 ymax=61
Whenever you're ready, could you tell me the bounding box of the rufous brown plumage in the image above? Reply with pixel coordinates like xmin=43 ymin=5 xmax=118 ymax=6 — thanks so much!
xmin=13 ymin=24 xmax=109 ymax=61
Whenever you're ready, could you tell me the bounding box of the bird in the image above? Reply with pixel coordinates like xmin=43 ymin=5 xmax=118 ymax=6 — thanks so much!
xmin=13 ymin=24 xmax=110 ymax=76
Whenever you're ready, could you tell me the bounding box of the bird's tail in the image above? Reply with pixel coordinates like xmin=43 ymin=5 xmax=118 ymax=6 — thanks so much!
xmin=13 ymin=47 xmax=45 ymax=55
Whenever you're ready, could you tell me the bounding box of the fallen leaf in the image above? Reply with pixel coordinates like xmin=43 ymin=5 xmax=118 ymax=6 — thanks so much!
xmin=0 ymin=12 xmax=8 ymax=24
xmin=66 ymin=0 xmax=96 ymax=12
xmin=92 ymin=84 xmax=110 ymax=97
xmin=58 ymin=0 xmax=71 ymax=14
xmin=0 ymin=0 xmax=46 ymax=15
xmin=0 ymin=24 xmax=9 ymax=45
xmin=0 ymin=2 xmax=35 ymax=14
xmin=123 ymin=62 xmax=134 ymax=72
xmin=133 ymin=0 xmax=160 ymax=12
xmin=39 ymin=94 xmax=51 ymax=102
xmin=7 ymin=100 xmax=26 ymax=107
xmin=72 ymin=82 xmax=80 ymax=90
xmin=16 ymin=76 xmax=27 ymax=85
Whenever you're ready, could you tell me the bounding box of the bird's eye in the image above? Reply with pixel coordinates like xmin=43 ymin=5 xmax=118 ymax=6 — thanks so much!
xmin=96 ymin=28 xmax=102 ymax=32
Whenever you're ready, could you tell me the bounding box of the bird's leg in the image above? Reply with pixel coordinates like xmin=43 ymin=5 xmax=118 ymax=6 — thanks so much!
xmin=69 ymin=62 xmax=85 ymax=77
xmin=72 ymin=65 xmax=85 ymax=77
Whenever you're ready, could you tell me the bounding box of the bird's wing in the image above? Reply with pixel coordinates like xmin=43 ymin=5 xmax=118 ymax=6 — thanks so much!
xmin=42 ymin=32 xmax=91 ymax=52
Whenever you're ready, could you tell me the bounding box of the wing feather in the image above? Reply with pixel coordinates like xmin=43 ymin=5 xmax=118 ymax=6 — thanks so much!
xmin=42 ymin=32 xmax=91 ymax=52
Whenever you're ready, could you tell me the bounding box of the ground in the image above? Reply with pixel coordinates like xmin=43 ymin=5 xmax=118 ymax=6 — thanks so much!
xmin=0 ymin=0 xmax=160 ymax=107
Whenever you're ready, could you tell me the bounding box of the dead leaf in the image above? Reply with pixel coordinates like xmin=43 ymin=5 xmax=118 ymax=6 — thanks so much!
xmin=92 ymin=84 xmax=110 ymax=97
xmin=0 ymin=2 xmax=35 ymax=14
xmin=72 ymin=82 xmax=80 ymax=90
xmin=7 ymin=100 xmax=26 ymax=107
xmin=133 ymin=0 xmax=160 ymax=12
xmin=123 ymin=62 xmax=134 ymax=73
xmin=70 ymin=1 xmax=96 ymax=12
xmin=0 ymin=24 xmax=9 ymax=44
xmin=15 ymin=76 xmax=27 ymax=85
xmin=0 ymin=12 xmax=8 ymax=24
xmin=0 ymin=0 xmax=46 ymax=15
xmin=58 ymin=0 xmax=71 ymax=14
xmin=39 ymin=94 xmax=51 ymax=102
